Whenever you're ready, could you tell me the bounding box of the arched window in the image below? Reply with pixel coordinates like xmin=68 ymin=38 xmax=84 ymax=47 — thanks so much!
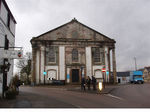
xmin=72 ymin=48 xmax=78 ymax=62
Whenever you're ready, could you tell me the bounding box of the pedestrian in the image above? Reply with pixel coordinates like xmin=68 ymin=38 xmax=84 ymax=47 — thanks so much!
xmin=16 ymin=79 xmax=21 ymax=94
xmin=92 ymin=76 xmax=97 ymax=90
xmin=86 ymin=76 xmax=91 ymax=90
xmin=81 ymin=77 xmax=86 ymax=91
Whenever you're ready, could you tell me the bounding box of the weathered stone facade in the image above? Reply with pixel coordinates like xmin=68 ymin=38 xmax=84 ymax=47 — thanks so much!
xmin=30 ymin=18 xmax=117 ymax=84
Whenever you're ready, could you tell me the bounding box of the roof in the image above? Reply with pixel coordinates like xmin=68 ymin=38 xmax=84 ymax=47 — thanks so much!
xmin=117 ymin=72 xmax=130 ymax=77
xmin=31 ymin=18 xmax=116 ymax=43
xmin=144 ymin=66 xmax=150 ymax=72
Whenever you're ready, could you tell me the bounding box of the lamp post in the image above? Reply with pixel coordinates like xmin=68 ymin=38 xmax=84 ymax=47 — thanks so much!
xmin=102 ymin=68 xmax=106 ymax=89
xmin=43 ymin=71 xmax=46 ymax=85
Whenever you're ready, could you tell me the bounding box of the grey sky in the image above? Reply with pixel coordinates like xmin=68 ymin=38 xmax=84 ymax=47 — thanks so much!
xmin=6 ymin=0 xmax=150 ymax=71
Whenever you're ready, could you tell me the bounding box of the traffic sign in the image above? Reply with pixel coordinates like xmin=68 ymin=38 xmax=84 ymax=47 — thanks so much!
xmin=106 ymin=71 xmax=109 ymax=75
xmin=102 ymin=68 xmax=106 ymax=72
xmin=43 ymin=72 xmax=47 ymax=75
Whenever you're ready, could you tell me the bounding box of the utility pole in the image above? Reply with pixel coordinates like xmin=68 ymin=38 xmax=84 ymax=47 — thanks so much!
xmin=134 ymin=57 xmax=137 ymax=71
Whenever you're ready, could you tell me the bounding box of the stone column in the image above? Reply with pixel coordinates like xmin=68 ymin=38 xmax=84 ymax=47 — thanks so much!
xmin=108 ymin=47 xmax=111 ymax=83
xmin=67 ymin=68 xmax=70 ymax=83
xmin=112 ymin=48 xmax=117 ymax=84
xmin=86 ymin=47 xmax=92 ymax=78
xmin=31 ymin=47 xmax=36 ymax=85
xmin=104 ymin=46 xmax=109 ymax=82
xmin=40 ymin=45 xmax=45 ymax=84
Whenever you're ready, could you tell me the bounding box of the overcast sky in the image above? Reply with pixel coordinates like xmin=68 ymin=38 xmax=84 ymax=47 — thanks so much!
xmin=6 ymin=0 xmax=150 ymax=72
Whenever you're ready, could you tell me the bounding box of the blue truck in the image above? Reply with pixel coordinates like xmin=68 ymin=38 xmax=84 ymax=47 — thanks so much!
xmin=130 ymin=71 xmax=144 ymax=84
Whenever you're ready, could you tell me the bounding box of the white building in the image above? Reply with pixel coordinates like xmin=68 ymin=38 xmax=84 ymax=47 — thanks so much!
xmin=0 ymin=0 xmax=16 ymax=97
xmin=31 ymin=19 xmax=117 ymax=85
xmin=117 ymin=72 xmax=130 ymax=84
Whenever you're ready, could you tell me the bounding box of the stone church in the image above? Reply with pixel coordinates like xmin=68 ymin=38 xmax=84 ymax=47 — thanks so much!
xmin=30 ymin=18 xmax=117 ymax=85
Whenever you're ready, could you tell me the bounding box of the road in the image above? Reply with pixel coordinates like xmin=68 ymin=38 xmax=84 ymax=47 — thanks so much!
xmin=1 ymin=83 xmax=150 ymax=108
xmin=13 ymin=83 xmax=150 ymax=108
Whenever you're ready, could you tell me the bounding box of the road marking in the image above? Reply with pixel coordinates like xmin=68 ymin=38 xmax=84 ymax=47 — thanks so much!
xmin=105 ymin=94 xmax=124 ymax=101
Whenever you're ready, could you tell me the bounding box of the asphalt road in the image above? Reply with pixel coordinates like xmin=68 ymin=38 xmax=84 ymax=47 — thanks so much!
xmin=15 ymin=83 xmax=150 ymax=108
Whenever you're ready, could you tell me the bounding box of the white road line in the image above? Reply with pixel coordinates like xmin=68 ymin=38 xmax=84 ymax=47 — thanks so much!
xmin=105 ymin=94 xmax=124 ymax=101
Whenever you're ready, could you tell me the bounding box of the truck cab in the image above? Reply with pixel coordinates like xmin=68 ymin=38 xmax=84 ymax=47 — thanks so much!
xmin=130 ymin=71 xmax=144 ymax=84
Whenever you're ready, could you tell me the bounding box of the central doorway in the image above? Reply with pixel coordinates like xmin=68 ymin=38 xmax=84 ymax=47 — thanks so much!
xmin=72 ymin=69 xmax=79 ymax=83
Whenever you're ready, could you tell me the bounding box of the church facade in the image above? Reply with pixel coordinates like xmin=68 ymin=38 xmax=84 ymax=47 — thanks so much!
xmin=30 ymin=19 xmax=117 ymax=85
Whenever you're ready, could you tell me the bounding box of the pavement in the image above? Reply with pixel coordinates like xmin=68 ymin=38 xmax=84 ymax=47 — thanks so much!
xmin=67 ymin=84 xmax=117 ymax=94
xmin=0 ymin=84 xmax=118 ymax=108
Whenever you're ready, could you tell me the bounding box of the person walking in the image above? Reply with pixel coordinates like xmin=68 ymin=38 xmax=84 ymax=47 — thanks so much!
xmin=92 ymin=76 xmax=97 ymax=90
xmin=81 ymin=77 xmax=86 ymax=91
xmin=86 ymin=76 xmax=91 ymax=90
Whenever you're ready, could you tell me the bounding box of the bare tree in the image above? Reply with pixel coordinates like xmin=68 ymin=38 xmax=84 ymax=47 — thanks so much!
xmin=16 ymin=52 xmax=32 ymax=84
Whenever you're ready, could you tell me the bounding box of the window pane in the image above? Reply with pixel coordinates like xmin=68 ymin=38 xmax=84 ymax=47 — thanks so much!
xmin=46 ymin=46 xmax=56 ymax=63
xmin=72 ymin=49 xmax=78 ymax=62
xmin=94 ymin=47 xmax=100 ymax=62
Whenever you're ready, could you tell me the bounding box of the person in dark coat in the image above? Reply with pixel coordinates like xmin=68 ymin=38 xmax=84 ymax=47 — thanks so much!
xmin=92 ymin=76 xmax=97 ymax=90
xmin=86 ymin=76 xmax=91 ymax=90
xmin=81 ymin=77 xmax=86 ymax=91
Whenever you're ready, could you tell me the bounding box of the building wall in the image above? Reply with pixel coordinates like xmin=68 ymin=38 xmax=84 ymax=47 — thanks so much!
xmin=86 ymin=47 xmax=92 ymax=78
xmin=0 ymin=0 xmax=16 ymax=97
xmin=45 ymin=66 xmax=58 ymax=83
xmin=35 ymin=50 xmax=39 ymax=84
xmin=143 ymin=69 xmax=150 ymax=82
xmin=117 ymin=76 xmax=130 ymax=84
xmin=31 ymin=19 xmax=116 ymax=84
xmin=59 ymin=46 xmax=65 ymax=80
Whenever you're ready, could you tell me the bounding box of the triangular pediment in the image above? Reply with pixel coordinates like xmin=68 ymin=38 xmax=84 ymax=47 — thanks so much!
xmin=31 ymin=18 xmax=115 ymax=43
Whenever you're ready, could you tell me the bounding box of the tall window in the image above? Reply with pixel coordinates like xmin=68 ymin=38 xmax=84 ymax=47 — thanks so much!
xmin=7 ymin=13 xmax=10 ymax=28
xmin=4 ymin=35 xmax=9 ymax=50
xmin=46 ymin=46 xmax=56 ymax=63
xmin=72 ymin=48 xmax=78 ymax=62
xmin=93 ymin=47 xmax=100 ymax=62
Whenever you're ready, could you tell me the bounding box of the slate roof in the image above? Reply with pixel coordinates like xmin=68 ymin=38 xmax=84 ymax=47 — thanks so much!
xmin=117 ymin=72 xmax=130 ymax=77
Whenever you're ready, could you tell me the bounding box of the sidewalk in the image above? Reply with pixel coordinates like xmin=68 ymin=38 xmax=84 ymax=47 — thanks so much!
xmin=67 ymin=85 xmax=118 ymax=94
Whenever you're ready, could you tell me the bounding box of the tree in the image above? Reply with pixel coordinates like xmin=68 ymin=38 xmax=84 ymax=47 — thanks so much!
xmin=16 ymin=52 xmax=32 ymax=84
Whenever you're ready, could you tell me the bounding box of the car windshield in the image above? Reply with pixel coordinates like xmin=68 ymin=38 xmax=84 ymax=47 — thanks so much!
xmin=134 ymin=75 xmax=142 ymax=78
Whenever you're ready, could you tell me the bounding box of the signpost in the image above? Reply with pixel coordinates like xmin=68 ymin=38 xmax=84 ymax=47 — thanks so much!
xmin=102 ymin=68 xmax=106 ymax=89
xmin=43 ymin=71 xmax=47 ymax=85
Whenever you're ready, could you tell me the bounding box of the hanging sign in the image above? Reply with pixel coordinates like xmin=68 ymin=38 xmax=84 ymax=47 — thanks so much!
xmin=0 ymin=50 xmax=23 ymax=59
